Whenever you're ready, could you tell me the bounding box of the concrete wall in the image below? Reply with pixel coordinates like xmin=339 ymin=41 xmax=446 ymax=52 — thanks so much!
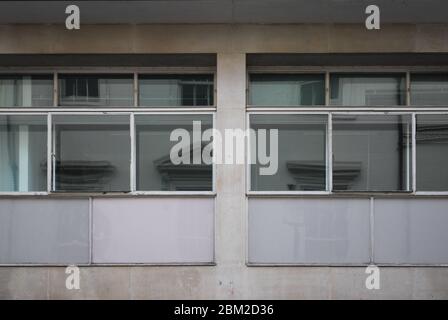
xmin=1 ymin=24 xmax=448 ymax=299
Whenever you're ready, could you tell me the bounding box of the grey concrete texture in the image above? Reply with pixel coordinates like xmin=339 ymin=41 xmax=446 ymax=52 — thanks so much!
xmin=1 ymin=27 xmax=448 ymax=299
xmin=1 ymin=267 xmax=448 ymax=299
xmin=0 ymin=24 xmax=448 ymax=54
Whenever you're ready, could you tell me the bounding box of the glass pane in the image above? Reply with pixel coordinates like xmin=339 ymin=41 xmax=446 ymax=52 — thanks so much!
xmin=53 ymin=115 xmax=130 ymax=192
xmin=330 ymin=73 xmax=406 ymax=106
xmin=139 ymin=74 xmax=214 ymax=106
xmin=59 ymin=74 xmax=133 ymax=106
xmin=332 ymin=114 xmax=412 ymax=191
xmin=250 ymin=114 xmax=327 ymax=191
xmin=411 ymin=74 xmax=448 ymax=106
xmin=0 ymin=115 xmax=47 ymax=191
xmin=416 ymin=115 xmax=448 ymax=191
xmin=249 ymin=74 xmax=325 ymax=106
xmin=0 ymin=75 xmax=53 ymax=107
xmin=136 ymin=114 xmax=213 ymax=191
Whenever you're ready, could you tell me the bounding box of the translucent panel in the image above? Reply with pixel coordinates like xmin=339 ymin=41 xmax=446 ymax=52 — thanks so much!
xmin=248 ymin=198 xmax=370 ymax=264
xmin=332 ymin=114 xmax=412 ymax=191
xmin=0 ymin=75 xmax=53 ymax=107
xmin=249 ymin=74 xmax=325 ymax=106
xmin=139 ymin=74 xmax=214 ymax=106
xmin=0 ymin=198 xmax=90 ymax=264
xmin=330 ymin=73 xmax=406 ymax=106
xmin=59 ymin=74 xmax=133 ymax=106
xmin=374 ymin=199 xmax=448 ymax=264
xmin=92 ymin=198 xmax=214 ymax=263
xmin=135 ymin=114 xmax=213 ymax=191
xmin=411 ymin=73 xmax=448 ymax=106
xmin=0 ymin=115 xmax=47 ymax=192
xmin=250 ymin=114 xmax=327 ymax=191
xmin=52 ymin=115 xmax=130 ymax=192
xmin=416 ymin=114 xmax=448 ymax=191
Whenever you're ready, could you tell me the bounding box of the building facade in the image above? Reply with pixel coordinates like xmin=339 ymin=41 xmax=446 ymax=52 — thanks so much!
xmin=1 ymin=1 xmax=448 ymax=299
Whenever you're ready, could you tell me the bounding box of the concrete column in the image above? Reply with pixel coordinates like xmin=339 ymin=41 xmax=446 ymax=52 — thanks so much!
xmin=215 ymin=53 xmax=247 ymax=297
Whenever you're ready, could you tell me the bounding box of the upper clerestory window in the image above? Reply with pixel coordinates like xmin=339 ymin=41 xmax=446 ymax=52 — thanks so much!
xmin=248 ymin=73 xmax=325 ymax=107
xmin=59 ymin=74 xmax=134 ymax=107
xmin=0 ymin=74 xmax=53 ymax=107
xmin=330 ymin=73 xmax=406 ymax=106
xmin=139 ymin=74 xmax=214 ymax=107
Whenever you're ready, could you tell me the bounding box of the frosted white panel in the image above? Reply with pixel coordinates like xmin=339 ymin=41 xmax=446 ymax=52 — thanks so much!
xmin=0 ymin=199 xmax=90 ymax=264
xmin=248 ymin=198 xmax=370 ymax=264
xmin=374 ymin=199 xmax=448 ymax=264
xmin=92 ymin=198 xmax=214 ymax=263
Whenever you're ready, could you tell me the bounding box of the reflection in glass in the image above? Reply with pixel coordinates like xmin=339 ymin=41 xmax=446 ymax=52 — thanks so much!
xmin=52 ymin=115 xmax=130 ymax=192
xmin=0 ymin=75 xmax=53 ymax=107
xmin=0 ymin=115 xmax=47 ymax=191
xmin=59 ymin=74 xmax=133 ymax=106
xmin=136 ymin=115 xmax=213 ymax=191
xmin=139 ymin=75 xmax=214 ymax=106
xmin=330 ymin=73 xmax=406 ymax=106
xmin=250 ymin=114 xmax=327 ymax=191
xmin=249 ymin=74 xmax=325 ymax=106
xmin=332 ymin=115 xmax=412 ymax=191
xmin=411 ymin=74 xmax=448 ymax=106
xmin=416 ymin=115 xmax=448 ymax=191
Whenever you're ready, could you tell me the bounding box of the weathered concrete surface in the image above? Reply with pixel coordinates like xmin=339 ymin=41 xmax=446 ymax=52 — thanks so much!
xmin=1 ymin=25 xmax=448 ymax=300
xmin=0 ymin=24 xmax=448 ymax=54
xmin=1 ymin=267 xmax=448 ymax=299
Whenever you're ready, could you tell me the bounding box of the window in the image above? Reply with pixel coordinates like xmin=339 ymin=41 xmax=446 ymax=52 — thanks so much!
xmin=139 ymin=74 xmax=214 ymax=106
xmin=332 ymin=114 xmax=412 ymax=192
xmin=0 ymin=75 xmax=53 ymax=107
xmin=411 ymin=74 xmax=448 ymax=106
xmin=59 ymin=74 xmax=134 ymax=106
xmin=250 ymin=114 xmax=327 ymax=191
xmin=52 ymin=115 xmax=130 ymax=192
xmin=330 ymin=73 xmax=406 ymax=106
xmin=416 ymin=115 xmax=448 ymax=191
xmin=249 ymin=74 xmax=325 ymax=106
xmin=0 ymin=115 xmax=47 ymax=192
xmin=135 ymin=114 xmax=213 ymax=191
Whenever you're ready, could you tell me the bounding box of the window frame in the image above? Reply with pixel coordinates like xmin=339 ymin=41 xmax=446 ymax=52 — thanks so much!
xmin=246 ymin=66 xmax=448 ymax=196
xmin=0 ymin=67 xmax=217 ymax=196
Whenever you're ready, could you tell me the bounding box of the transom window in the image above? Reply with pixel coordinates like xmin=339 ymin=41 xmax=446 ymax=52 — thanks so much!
xmin=0 ymin=71 xmax=216 ymax=194
xmin=248 ymin=71 xmax=448 ymax=193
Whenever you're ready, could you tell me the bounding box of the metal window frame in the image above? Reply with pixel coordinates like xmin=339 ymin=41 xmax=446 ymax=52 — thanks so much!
xmin=246 ymin=67 xmax=448 ymax=197
xmin=0 ymin=68 xmax=217 ymax=197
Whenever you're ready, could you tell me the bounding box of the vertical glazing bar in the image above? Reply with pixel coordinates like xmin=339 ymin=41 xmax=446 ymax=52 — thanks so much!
xmin=46 ymin=113 xmax=52 ymax=192
xmin=53 ymin=72 xmax=58 ymax=107
xmin=327 ymin=113 xmax=333 ymax=192
xmin=370 ymin=196 xmax=375 ymax=264
xmin=325 ymin=71 xmax=330 ymax=106
xmin=133 ymin=72 xmax=138 ymax=107
xmin=130 ymin=113 xmax=136 ymax=192
xmin=406 ymin=71 xmax=411 ymax=106
xmin=412 ymin=113 xmax=417 ymax=193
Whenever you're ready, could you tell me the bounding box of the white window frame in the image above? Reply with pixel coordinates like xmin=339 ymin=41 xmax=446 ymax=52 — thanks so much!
xmin=246 ymin=67 xmax=448 ymax=196
xmin=0 ymin=67 xmax=217 ymax=197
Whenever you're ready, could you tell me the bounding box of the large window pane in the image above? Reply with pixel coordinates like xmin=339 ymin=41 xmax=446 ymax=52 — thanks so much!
xmin=250 ymin=114 xmax=327 ymax=191
xmin=139 ymin=75 xmax=214 ymax=107
xmin=411 ymin=74 xmax=448 ymax=106
xmin=249 ymin=74 xmax=325 ymax=106
xmin=52 ymin=115 xmax=130 ymax=192
xmin=332 ymin=115 xmax=412 ymax=191
xmin=136 ymin=114 xmax=212 ymax=191
xmin=330 ymin=73 xmax=406 ymax=106
xmin=0 ymin=75 xmax=53 ymax=107
xmin=0 ymin=115 xmax=47 ymax=191
xmin=59 ymin=74 xmax=133 ymax=106
xmin=416 ymin=115 xmax=448 ymax=191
